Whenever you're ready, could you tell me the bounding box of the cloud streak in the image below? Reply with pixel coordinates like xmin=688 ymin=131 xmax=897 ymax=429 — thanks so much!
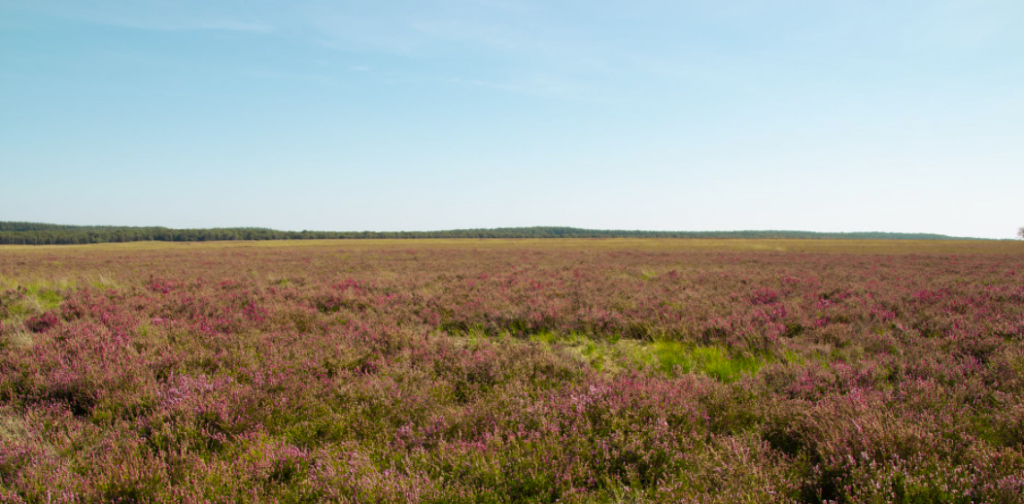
xmin=90 ymin=16 xmax=274 ymax=33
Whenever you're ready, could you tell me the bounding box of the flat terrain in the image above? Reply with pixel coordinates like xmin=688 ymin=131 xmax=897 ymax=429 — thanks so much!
xmin=2 ymin=239 xmax=1023 ymax=503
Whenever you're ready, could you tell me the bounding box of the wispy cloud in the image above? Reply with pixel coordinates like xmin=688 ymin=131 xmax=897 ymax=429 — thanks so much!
xmin=441 ymin=73 xmax=602 ymax=102
xmin=285 ymin=1 xmax=627 ymax=101
xmin=244 ymin=69 xmax=337 ymax=86
xmin=404 ymin=17 xmax=552 ymax=54
xmin=90 ymin=16 xmax=274 ymax=33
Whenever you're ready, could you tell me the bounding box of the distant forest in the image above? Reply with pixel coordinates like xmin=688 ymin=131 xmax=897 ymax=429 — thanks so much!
xmin=0 ymin=222 xmax=982 ymax=245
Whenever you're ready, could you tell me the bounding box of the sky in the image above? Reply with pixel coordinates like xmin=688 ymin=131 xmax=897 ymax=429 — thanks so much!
xmin=1 ymin=1 xmax=1022 ymax=238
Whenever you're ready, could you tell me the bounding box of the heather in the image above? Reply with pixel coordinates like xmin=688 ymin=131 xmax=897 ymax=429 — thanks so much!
xmin=1 ymin=240 xmax=1023 ymax=503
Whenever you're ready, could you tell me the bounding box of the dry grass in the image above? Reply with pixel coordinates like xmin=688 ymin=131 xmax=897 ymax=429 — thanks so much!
xmin=1 ymin=239 xmax=1018 ymax=288
xmin=3 ymin=330 xmax=34 ymax=349
xmin=0 ymin=237 xmax=1020 ymax=255
xmin=0 ymin=410 xmax=28 ymax=442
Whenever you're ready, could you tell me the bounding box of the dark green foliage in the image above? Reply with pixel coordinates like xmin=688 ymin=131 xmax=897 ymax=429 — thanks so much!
xmin=0 ymin=221 xmax=985 ymax=245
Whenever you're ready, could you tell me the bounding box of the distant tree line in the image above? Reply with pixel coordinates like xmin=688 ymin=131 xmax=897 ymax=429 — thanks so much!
xmin=0 ymin=222 xmax=980 ymax=245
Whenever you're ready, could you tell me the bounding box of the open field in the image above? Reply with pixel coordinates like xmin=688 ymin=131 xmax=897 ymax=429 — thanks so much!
xmin=2 ymin=239 xmax=1023 ymax=503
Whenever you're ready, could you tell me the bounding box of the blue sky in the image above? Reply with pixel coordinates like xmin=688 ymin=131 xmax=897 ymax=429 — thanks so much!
xmin=1 ymin=1 xmax=1022 ymax=238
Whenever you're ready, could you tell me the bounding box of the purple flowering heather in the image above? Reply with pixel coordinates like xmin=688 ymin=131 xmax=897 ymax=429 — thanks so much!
xmin=0 ymin=240 xmax=1022 ymax=503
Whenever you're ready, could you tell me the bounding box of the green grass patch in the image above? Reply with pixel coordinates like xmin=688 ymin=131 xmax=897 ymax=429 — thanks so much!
xmin=528 ymin=330 xmax=560 ymax=345
xmin=650 ymin=341 xmax=770 ymax=382
xmin=525 ymin=331 xmax=774 ymax=381
xmin=782 ymin=348 xmax=805 ymax=365
xmin=527 ymin=331 xmax=637 ymax=374
xmin=27 ymin=285 xmax=63 ymax=310
xmin=1 ymin=283 xmax=65 ymax=321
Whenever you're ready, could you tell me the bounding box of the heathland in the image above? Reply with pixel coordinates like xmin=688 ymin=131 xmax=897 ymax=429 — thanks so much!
xmin=1 ymin=239 xmax=1023 ymax=503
